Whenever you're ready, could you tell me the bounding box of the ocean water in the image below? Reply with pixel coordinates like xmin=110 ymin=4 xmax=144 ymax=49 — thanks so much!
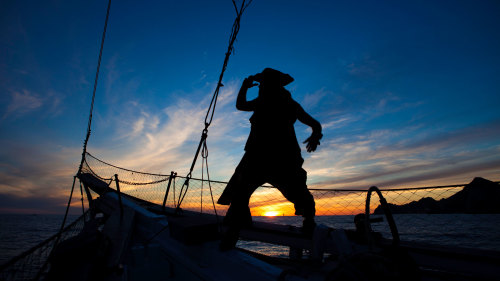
xmin=0 ymin=214 xmax=79 ymax=266
xmin=1 ymin=214 xmax=499 ymax=265
xmin=240 ymin=214 xmax=500 ymax=258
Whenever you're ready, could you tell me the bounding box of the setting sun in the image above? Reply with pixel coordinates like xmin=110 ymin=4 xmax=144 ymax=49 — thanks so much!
xmin=263 ymin=211 xmax=280 ymax=217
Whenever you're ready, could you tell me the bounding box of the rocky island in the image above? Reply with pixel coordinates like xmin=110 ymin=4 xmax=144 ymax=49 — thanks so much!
xmin=374 ymin=177 xmax=500 ymax=214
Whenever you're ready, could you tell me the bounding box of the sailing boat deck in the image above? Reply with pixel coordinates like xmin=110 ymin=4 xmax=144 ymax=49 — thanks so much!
xmin=2 ymin=170 xmax=500 ymax=280
xmin=83 ymin=173 xmax=500 ymax=281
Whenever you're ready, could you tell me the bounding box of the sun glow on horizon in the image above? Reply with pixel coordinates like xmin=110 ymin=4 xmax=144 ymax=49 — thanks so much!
xmin=262 ymin=211 xmax=280 ymax=217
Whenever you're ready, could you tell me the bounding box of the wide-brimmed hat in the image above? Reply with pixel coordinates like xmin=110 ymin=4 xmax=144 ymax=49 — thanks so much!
xmin=253 ymin=68 xmax=294 ymax=86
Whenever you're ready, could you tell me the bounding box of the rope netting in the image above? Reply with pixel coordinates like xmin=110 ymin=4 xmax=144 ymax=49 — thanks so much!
xmin=82 ymin=152 xmax=500 ymax=251
xmin=82 ymin=153 xmax=465 ymax=217
xmin=0 ymin=212 xmax=90 ymax=281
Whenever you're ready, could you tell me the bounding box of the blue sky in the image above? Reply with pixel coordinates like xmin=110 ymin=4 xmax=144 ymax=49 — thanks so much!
xmin=1 ymin=0 xmax=499 ymax=213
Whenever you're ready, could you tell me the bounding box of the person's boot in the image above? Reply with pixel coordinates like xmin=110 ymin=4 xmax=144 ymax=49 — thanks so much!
xmin=302 ymin=217 xmax=316 ymax=236
xmin=219 ymin=226 xmax=240 ymax=251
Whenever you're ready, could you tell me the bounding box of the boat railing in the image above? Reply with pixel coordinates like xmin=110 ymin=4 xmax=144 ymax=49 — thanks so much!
xmin=81 ymin=152 xmax=500 ymax=250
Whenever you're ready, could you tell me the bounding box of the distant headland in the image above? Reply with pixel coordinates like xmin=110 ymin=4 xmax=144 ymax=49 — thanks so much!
xmin=374 ymin=177 xmax=500 ymax=214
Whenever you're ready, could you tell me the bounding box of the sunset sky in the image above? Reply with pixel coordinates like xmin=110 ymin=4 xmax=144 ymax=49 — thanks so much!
xmin=1 ymin=0 xmax=499 ymax=214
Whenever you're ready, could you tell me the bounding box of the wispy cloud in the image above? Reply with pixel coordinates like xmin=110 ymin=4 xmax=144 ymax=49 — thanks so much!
xmin=0 ymin=140 xmax=81 ymax=213
xmin=321 ymin=117 xmax=353 ymax=130
xmin=346 ymin=56 xmax=380 ymax=78
xmin=90 ymin=81 xmax=245 ymax=178
xmin=304 ymin=120 xmax=500 ymax=189
xmin=2 ymin=77 xmax=499 ymax=214
xmin=2 ymin=90 xmax=43 ymax=119
xmin=1 ymin=89 xmax=65 ymax=121
xmin=1 ymin=83 xmax=499 ymax=214
xmin=301 ymin=87 xmax=329 ymax=109
xmin=94 ymin=77 xmax=500 ymax=190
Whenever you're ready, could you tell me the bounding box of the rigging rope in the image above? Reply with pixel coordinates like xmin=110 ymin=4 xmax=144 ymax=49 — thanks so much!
xmin=201 ymin=136 xmax=220 ymax=220
xmin=204 ymin=0 xmax=253 ymax=127
xmin=47 ymin=2 xmax=112 ymax=275
xmin=77 ymin=0 xmax=112 ymax=175
xmin=176 ymin=0 xmax=252 ymax=210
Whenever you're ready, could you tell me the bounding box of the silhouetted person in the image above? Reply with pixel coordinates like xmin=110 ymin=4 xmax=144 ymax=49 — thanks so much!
xmin=218 ymin=68 xmax=322 ymax=250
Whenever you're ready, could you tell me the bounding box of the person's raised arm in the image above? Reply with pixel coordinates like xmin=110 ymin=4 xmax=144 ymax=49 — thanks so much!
xmin=297 ymin=105 xmax=323 ymax=152
xmin=236 ymin=76 xmax=258 ymax=111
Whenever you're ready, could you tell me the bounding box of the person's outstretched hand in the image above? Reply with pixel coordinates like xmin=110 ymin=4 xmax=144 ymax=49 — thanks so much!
xmin=304 ymin=133 xmax=322 ymax=152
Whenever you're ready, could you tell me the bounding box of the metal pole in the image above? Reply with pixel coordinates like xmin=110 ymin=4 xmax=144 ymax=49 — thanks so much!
xmin=115 ymin=174 xmax=124 ymax=221
xmin=79 ymin=181 xmax=86 ymax=224
xmin=162 ymin=171 xmax=177 ymax=212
